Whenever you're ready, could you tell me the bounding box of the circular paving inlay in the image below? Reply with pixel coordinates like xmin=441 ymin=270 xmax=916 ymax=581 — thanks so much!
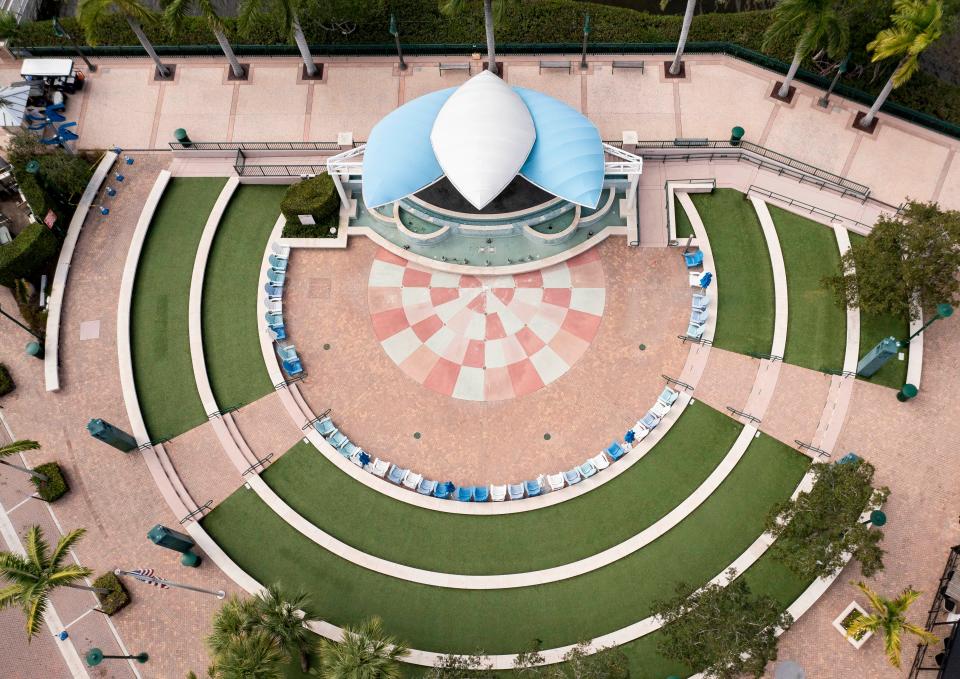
xmin=368 ymin=248 xmax=606 ymax=401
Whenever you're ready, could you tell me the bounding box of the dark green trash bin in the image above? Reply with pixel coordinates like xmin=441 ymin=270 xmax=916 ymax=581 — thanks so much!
xmin=730 ymin=126 xmax=745 ymax=146
xmin=26 ymin=341 xmax=43 ymax=360
xmin=87 ymin=418 xmax=138 ymax=452
xmin=148 ymin=524 xmax=195 ymax=553
xmin=174 ymin=128 xmax=192 ymax=148
xmin=896 ymin=383 xmax=918 ymax=402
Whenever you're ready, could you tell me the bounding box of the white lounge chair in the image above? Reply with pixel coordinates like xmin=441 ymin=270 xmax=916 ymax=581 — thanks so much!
xmin=402 ymin=471 xmax=423 ymax=490
xmin=590 ymin=452 xmax=610 ymax=471
xmin=631 ymin=423 xmax=651 ymax=441
xmin=368 ymin=458 xmax=389 ymax=477
xmin=271 ymin=241 xmax=290 ymax=259
xmin=490 ymin=484 xmax=507 ymax=502
xmin=546 ymin=473 xmax=565 ymax=491
xmin=692 ymin=293 xmax=710 ymax=310
xmin=651 ymin=400 xmax=672 ymax=418
xmin=265 ymin=298 xmax=282 ymax=314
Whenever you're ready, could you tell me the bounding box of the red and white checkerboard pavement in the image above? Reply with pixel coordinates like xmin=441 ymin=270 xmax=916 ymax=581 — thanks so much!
xmin=368 ymin=248 xmax=606 ymax=401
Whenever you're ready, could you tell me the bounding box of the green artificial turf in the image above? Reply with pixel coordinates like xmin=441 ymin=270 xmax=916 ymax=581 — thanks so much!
xmin=674 ymin=195 xmax=695 ymax=239
xmin=131 ymin=177 xmax=227 ymax=440
xmin=203 ymin=184 xmax=284 ymax=408
xmin=848 ymin=234 xmax=910 ymax=389
xmin=202 ymin=430 xmax=809 ymax=655
xmin=260 ymin=401 xmax=740 ymax=575
xmin=689 ymin=189 xmax=775 ymax=356
xmin=768 ymin=205 xmax=846 ymax=373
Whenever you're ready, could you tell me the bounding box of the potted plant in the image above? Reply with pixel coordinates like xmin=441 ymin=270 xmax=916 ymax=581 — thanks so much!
xmin=833 ymin=601 xmax=873 ymax=649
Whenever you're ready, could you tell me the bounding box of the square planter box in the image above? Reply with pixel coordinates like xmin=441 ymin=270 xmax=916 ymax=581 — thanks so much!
xmin=833 ymin=601 xmax=873 ymax=649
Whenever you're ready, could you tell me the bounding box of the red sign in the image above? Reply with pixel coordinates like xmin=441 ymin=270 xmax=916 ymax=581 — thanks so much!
xmin=43 ymin=210 xmax=57 ymax=229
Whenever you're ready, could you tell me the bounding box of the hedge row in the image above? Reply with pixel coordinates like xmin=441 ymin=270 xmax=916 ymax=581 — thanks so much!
xmin=0 ymin=222 xmax=59 ymax=288
xmin=11 ymin=0 xmax=960 ymax=126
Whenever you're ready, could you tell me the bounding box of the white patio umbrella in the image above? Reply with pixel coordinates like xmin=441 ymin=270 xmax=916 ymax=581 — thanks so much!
xmin=0 ymin=85 xmax=30 ymax=127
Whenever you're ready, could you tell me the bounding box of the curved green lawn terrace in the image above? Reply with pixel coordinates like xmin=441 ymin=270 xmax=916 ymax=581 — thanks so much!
xmin=202 ymin=429 xmax=809 ymax=655
xmin=259 ymin=400 xmax=738 ymax=574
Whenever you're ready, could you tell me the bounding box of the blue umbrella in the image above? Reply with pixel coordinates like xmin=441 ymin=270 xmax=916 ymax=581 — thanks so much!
xmin=624 ymin=430 xmax=636 ymax=444
xmin=699 ymin=271 xmax=713 ymax=288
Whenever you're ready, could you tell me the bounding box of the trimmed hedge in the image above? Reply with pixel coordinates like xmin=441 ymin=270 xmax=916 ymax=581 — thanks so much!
xmin=0 ymin=222 xmax=58 ymax=288
xmin=0 ymin=364 xmax=14 ymax=397
xmin=93 ymin=572 xmax=130 ymax=615
xmin=280 ymin=174 xmax=340 ymax=238
xmin=31 ymin=461 xmax=68 ymax=502
xmin=12 ymin=0 xmax=960 ymax=126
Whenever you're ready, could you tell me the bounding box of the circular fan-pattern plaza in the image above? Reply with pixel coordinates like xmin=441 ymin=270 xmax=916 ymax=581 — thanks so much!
xmin=368 ymin=248 xmax=606 ymax=401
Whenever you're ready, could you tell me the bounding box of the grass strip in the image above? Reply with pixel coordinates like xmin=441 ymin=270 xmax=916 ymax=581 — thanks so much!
xmin=768 ymin=205 xmax=846 ymax=373
xmin=261 ymin=401 xmax=739 ymax=575
xmin=674 ymin=195 xmax=695 ymax=238
xmin=689 ymin=189 xmax=774 ymax=356
xmin=131 ymin=177 xmax=226 ymax=440
xmin=848 ymin=233 xmax=909 ymax=389
xmin=203 ymin=184 xmax=284 ymax=408
xmin=202 ymin=430 xmax=809 ymax=655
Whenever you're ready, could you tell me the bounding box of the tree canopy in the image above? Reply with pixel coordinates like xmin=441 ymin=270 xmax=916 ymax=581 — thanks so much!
xmin=822 ymin=201 xmax=960 ymax=319
xmin=652 ymin=574 xmax=792 ymax=679
xmin=765 ymin=459 xmax=890 ymax=579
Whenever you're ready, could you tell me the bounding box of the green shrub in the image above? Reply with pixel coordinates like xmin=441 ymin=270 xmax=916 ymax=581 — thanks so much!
xmin=31 ymin=461 xmax=68 ymax=502
xmin=93 ymin=572 xmax=130 ymax=615
xmin=0 ymin=222 xmax=58 ymax=288
xmin=14 ymin=278 xmax=47 ymax=339
xmin=0 ymin=364 xmax=14 ymax=397
xmin=280 ymin=175 xmax=340 ymax=238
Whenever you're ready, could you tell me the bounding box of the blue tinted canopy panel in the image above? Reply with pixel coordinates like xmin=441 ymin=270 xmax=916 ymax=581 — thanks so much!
xmin=361 ymin=87 xmax=455 ymax=208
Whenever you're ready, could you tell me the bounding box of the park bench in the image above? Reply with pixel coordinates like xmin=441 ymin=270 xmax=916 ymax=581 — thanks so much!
xmin=612 ymin=60 xmax=645 ymax=72
xmin=539 ymin=60 xmax=571 ymax=74
xmin=438 ymin=62 xmax=470 ymax=75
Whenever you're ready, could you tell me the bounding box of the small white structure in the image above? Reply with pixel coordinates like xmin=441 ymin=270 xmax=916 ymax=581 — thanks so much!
xmin=832 ymin=601 xmax=873 ymax=649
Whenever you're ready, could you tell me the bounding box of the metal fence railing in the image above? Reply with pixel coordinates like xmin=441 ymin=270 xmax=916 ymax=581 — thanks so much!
xmin=15 ymin=39 xmax=960 ymax=141
xmin=170 ymin=140 xmax=345 ymax=151
xmin=746 ymin=186 xmax=888 ymax=229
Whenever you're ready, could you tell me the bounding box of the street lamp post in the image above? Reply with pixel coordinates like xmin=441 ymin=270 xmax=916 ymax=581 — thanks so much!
xmin=857 ymin=303 xmax=954 ymax=379
xmin=85 ymin=648 xmax=148 ymax=666
xmin=862 ymin=509 xmax=887 ymax=527
xmin=902 ymin=303 xmax=954 ymax=344
xmin=818 ymin=53 xmax=849 ymax=108
xmin=52 ymin=17 xmax=97 ymax=72
xmin=115 ymin=568 xmax=226 ymax=599
xmin=0 ymin=304 xmax=42 ymax=340
xmin=580 ymin=13 xmax=591 ymax=71
xmin=389 ymin=14 xmax=406 ymax=72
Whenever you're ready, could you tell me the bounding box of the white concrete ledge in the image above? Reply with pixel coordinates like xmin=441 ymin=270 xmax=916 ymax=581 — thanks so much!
xmin=45 ymin=151 xmax=118 ymax=391
xmin=907 ymin=315 xmax=923 ymax=390
xmin=751 ymin=197 xmax=788 ymax=360
xmin=666 ymin=180 xmax=713 ymax=245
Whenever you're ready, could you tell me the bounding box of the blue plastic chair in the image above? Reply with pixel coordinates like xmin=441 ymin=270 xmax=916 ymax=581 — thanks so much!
xmin=417 ymin=478 xmax=437 ymax=495
xmin=692 ymin=293 xmax=710 ymax=310
xmin=524 ymin=479 xmax=542 ymax=497
xmin=265 ymin=311 xmax=283 ymax=327
xmin=341 ymin=441 xmax=360 ymax=458
xmin=563 ymin=468 xmax=582 ymax=485
xmin=314 ymin=418 xmax=337 ymax=437
xmin=269 ymin=254 xmax=288 ymax=272
xmin=640 ymin=410 xmax=661 ymax=430
xmin=686 ymin=322 xmax=705 ymax=339
xmin=508 ymin=483 xmax=525 ymax=500
xmin=267 ymin=268 xmax=286 ymax=286
xmin=276 ymin=344 xmax=298 ymax=362
xmin=268 ymin=325 xmax=286 ymax=341
xmin=690 ymin=308 xmax=709 ymax=325
xmin=683 ymin=250 xmax=704 ymax=268
xmin=579 ymin=460 xmax=598 ymax=478
xmin=658 ymin=386 xmax=680 ymax=406
xmin=455 ymin=486 xmax=473 ymax=502
xmin=433 ymin=481 xmax=454 ymax=499
xmin=387 ymin=465 xmax=408 ymax=484
xmin=473 ymin=486 xmax=489 ymax=502
xmin=607 ymin=442 xmax=626 ymax=461
xmin=264 ymin=282 xmax=283 ymax=298
xmin=281 ymin=358 xmax=302 ymax=376
xmin=327 ymin=431 xmax=347 ymax=449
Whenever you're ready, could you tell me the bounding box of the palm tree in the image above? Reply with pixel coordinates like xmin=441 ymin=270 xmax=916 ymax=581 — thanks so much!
xmin=316 ymin=616 xmax=408 ymax=679
xmin=441 ymin=0 xmax=514 ymax=76
xmin=0 ymin=526 xmax=108 ymax=640
xmin=847 ymin=581 xmax=938 ymax=668
xmin=239 ymin=0 xmax=317 ymax=77
xmin=78 ymin=0 xmax=171 ymax=78
xmin=858 ymin=0 xmax=944 ymax=129
xmin=763 ymin=0 xmax=849 ymax=100
xmin=206 ymin=594 xmax=258 ymax=659
xmin=165 ymin=0 xmax=245 ymax=79
xmin=253 ymin=584 xmax=318 ymax=673
xmin=0 ymin=440 xmax=48 ymax=482
xmin=212 ymin=631 xmax=286 ymax=679
xmin=665 ymin=0 xmax=696 ymax=76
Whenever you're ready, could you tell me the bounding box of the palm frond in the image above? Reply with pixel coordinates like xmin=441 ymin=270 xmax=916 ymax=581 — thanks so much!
xmin=0 ymin=583 xmax=23 ymax=610
xmin=24 ymin=590 xmax=48 ymax=640
xmin=855 ymin=580 xmax=887 ymax=614
xmin=48 ymin=528 xmax=85 ymax=571
xmin=903 ymin=622 xmax=939 ymax=645
xmin=0 ymin=552 xmax=38 ymax=582
xmin=23 ymin=526 xmax=49 ymax=571
xmin=47 ymin=564 xmax=93 ymax=587
xmin=439 ymin=0 xmax=466 ymax=17
xmin=163 ymin=0 xmax=190 ymax=33
xmin=0 ymin=440 xmax=40 ymax=460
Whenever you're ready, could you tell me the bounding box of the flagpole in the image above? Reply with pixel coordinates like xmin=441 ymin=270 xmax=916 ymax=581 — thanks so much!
xmin=114 ymin=569 xmax=226 ymax=599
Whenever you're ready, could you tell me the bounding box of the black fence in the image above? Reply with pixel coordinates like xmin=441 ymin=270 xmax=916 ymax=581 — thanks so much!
xmin=170 ymin=140 xmax=344 ymax=151
xmin=16 ymin=40 xmax=960 ymax=141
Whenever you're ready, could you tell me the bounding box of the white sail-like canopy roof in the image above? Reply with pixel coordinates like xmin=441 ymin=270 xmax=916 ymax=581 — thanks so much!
xmin=361 ymin=70 xmax=606 ymax=210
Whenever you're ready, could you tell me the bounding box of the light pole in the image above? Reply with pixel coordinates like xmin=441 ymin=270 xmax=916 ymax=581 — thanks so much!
xmin=389 ymin=14 xmax=406 ymax=72
xmin=818 ymin=53 xmax=849 ymax=108
xmin=0 ymin=303 xmax=42 ymax=340
xmin=902 ymin=302 xmax=954 ymax=344
xmin=52 ymin=17 xmax=97 ymax=73
xmin=862 ymin=509 xmax=887 ymax=526
xmin=85 ymin=648 xmax=148 ymax=666
xmin=115 ymin=568 xmax=226 ymax=599
xmin=580 ymin=13 xmax=591 ymax=71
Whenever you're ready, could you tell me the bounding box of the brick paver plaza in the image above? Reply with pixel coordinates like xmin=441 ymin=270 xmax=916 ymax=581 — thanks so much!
xmin=0 ymin=51 xmax=958 ymax=679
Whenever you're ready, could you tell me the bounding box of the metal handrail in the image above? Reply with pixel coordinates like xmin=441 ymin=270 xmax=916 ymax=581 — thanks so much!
xmin=726 ymin=406 xmax=761 ymax=425
xmin=677 ymin=334 xmax=713 ymax=347
xmin=747 ymin=185 xmax=898 ymax=227
xmin=171 ymin=140 xmax=345 ymax=151
xmin=179 ymin=499 xmax=212 ymax=524
xmin=661 ymin=374 xmax=694 ymax=392
xmin=794 ymin=440 xmax=831 ymax=458
xmin=909 ymin=545 xmax=960 ymax=677
xmin=242 ymin=453 xmax=274 ymax=477
xmin=274 ymin=373 xmax=307 ymax=390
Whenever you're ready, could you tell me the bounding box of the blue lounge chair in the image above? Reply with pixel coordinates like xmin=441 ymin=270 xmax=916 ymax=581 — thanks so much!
xmin=683 ymin=250 xmax=704 ymax=268
xmin=686 ymin=322 xmax=705 ymax=339
xmin=281 ymin=358 xmax=302 ymax=376
xmin=607 ymin=441 xmax=627 ymax=461
xmin=341 ymin=441 xmax=360 ymax=457
xmin=690 ymin=308 xmax=708 ymax=325
xmin=433 ymin=481 xmax=454 ymax=499
xmin=268 ymin=325 xmax=286 ymax=341
xmin=266 ymin=268 xmax=286 ymax=286
xmin=417 ymin=478 xmax=438 ymax=495
xmin=314 ymin=417 xmax=337 ymax=437
xmin=640 ymin=410 xmax=661 ymax=430
xmin=658 ymin=386 xmax=680 ymax=407
xmin=524 ymin=479 xmax=542 ymax=497
xmin=692 ymin=293 xmax=710 ymax=310
xmin=269 ymin=254 xmax=288 ymax=272
xmin=473 ymin=486 xmax=489 ymax=502
xmin=387 ymin=465 xmax=408 ymax=485
xmin=563 ymin=468 xmax=582 ymax=485
xmin=579 ymin=460 xmax=598 ymax=478
xmin=276 ymin=344 xmax=298 ymax=362
xmin=508 ymin=483 xmax=525 ymax=500
xmin=265 ymin=311 xmax=284 ymax=327
xmin=455 ymin=486 xmax=473 ymax=502
xmin=264 ymin=282 xmax=283 ymax=298
xmin=328 ymin=431 xmax=347 ymax=449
